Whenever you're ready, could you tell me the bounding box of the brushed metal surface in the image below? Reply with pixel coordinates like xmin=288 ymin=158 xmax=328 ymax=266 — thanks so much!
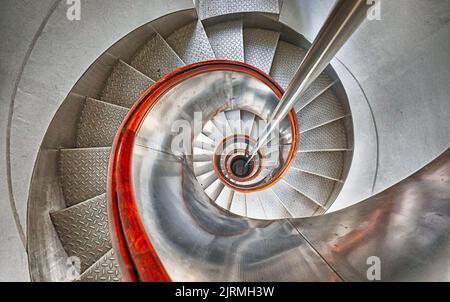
xmin=132 ymin=147 xmax=340 ymax=281
xmin=291 ymin=149 xmax=450 ymax=281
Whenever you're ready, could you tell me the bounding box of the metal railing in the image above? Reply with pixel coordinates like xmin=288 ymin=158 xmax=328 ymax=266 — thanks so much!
xmin=248 ymin=0 xmax=375 ymax=164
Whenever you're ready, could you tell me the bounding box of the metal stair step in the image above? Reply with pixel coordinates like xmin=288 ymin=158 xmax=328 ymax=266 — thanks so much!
xmin=297 ymin=89 xmax=346 ymax=132
xmin=76 ymin=98 xmax=128 ymax=148
xmin=293 ymin=75 xmax=336 ymax=112
xmin=299 ymin=119 xmax=348 ymax=151
xmin=78 ymin=249 xmax=121 ymax=282
xmin=283 ymin=170 xmax=336 ymax=207
xmin=229 ymin=192 xmax=247 ymax=216
xmin=197 ymin=0 xmax=280 ymax=20
xmin=101 ymin=60 xmax=154 ymax=108
xmin=271 ymin=181 xmax=319 ymax=217
xmin=50 ymin=194 xmax=112 ymax=273
xmin=258 ymin=190 xmax=292 ymax=219
xmin=205 ymin=19 xmax=244 ymax=62
xmin=60 ymin=147 xmax=110 ymax=206
xmin=245 ymin=192 xmax=266 ymax=219
xmin=130 ymin=33 xmax=185 ymax=80
xmin=166 ymin=20 xmax=216 ymax=64
xmin=270 ymin=41 xmax=307 ymax=90
xmin=243 ymin=28 xmax=280 ymax=74
xmin=293 ymin=151 xmax=345 ymax=181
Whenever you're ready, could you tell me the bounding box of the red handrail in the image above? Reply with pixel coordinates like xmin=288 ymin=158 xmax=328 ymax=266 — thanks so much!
xmin=107 ymin=60 xmax=297 ymax=281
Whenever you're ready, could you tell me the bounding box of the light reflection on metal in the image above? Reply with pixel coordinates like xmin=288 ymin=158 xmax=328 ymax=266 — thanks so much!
xmin=247 ymin=0 xmax=374 ymax=164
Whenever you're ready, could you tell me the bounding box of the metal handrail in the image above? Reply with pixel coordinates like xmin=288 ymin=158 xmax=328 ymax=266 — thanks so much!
xmin=247 ymin=0 xmax=375 ymax=164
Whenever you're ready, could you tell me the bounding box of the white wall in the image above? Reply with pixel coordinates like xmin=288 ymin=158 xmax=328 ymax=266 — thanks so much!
xmin=280 ymin=0 xmax=450 ymax=194
xmin=0 ymin=0 xmax=194 ymax=281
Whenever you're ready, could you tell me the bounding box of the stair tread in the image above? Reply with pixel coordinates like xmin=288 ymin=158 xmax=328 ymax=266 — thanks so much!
xmin=78 ymin=249 xmax=121 ymax=282
xmin=198 ymin=0 xmax=280 ymax=20
xmin=299 ymin=119 xmax=348 ymax=151
xmin=60 ymin=147 xmax=110 ymax=206
xmin=205 ymin=19 xmax=244 ymax=62
xmin=271 ymin=181 xmax=319 ymax=217
xmin=77 ymin=98 xmax=128 ymax=148
xmin=294 ymin=75 xmax=336 ymax=112
xmin=293 ymin=151 xmax=345 ymax=181
xmin=298 ymin=89 xmax=346 ymax=132
xmin=283 ymin=170 xmax=336 ymax=207
xmin=229 ymin=192 xmax=247 ymax=216
xmin=244 ymin=28 xmax=280 ymax=74
xmin=204 ymin=178 xmax=225 ymax=201
xmin=245 ymin=192 xmax=266 ymax=219
xmin=270 ymin=41 xmax=307 ymax=90
xmin=215 ymin=187 xmax=234 ymax=210
xmin=166 ymin=20 xmax=215 ymax=64
xmin=131 ymin=33 xmax=185 ymax=80
xmin=50 ymin=194 xmax=112 ymax=273
xmin=101 ymin=60 xmax=154 ymax=108
xmin=258 ymin=190 xmax=292 ymax=219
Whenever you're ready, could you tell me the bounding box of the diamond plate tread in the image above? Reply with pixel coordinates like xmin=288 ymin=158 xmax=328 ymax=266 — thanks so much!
xmin=271 ymin=181 xmax=319 ymax=217
xmin=294 ymin=74 xmax=335 ymax=112
xmin=166 ymin=20 xmax=215 ymax=64
xmin=101 ymin=60 xmax=154 ymax=108
xmin=79 ymin=249 xmax=121 ymax=282
xmin=299 ymin=119 xmax=348 ymax=151
xmin=60 ymin=147 xmax=110 ymax=206
xmin=131 ymin=33 xmax=185 ymax=80
xmin=50 ymin=194 xmax=112 ymax=273
xmin=244 ymin=28 xmax=280 ymax=74
xmin=297 ymin=89 xmax=346 ymax=132
xmin=257 ymin=189 xmax=292 ymax=219
xmin=283 ymin=170 xmax=336 ymax=207
xmin=270 ymin=41 xmax=307 ymax=90
xmin=76 ymin=98 xmax=128 ymax=148
xmin=205 ymin=19 xmax=244 ymax=62
xmin=198 ymin=0 xmax=280 ymax=20
xmin=293 ymin=151 xmax=345 ymax=181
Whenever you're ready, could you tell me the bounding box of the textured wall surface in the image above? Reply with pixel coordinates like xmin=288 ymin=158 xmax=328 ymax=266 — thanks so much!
xmin=0 ymin=0 xmax=59 ymax=282
xmin=1 ymin=0 xmax=449 ymax=281
xmin=0 ymin=0 xmax=194 ymax=281
xmin=280 ymin=0 xmax=450 ymax=194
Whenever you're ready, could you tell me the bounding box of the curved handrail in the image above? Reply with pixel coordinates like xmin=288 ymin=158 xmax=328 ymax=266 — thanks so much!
xmin=107 ymin=60 xmax=297 ymax=281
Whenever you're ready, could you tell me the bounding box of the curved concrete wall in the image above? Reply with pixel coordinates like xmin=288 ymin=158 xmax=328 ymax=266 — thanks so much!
xmin=1 ymin=0 xmax=449 ymax=280
xmin=0 ymin=0 xmax=194 ymax=281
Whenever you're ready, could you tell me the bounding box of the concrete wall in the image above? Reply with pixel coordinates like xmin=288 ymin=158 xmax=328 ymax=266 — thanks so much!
xmin=0 ymin=0 xmax=59 ymax=282
xmin=280 ymin=0 xmax=450 ymax=194
xmin=0 ymin=0 xmax=194 ymax=281
xmin=1 ymin=0 xmax=449 ymax=281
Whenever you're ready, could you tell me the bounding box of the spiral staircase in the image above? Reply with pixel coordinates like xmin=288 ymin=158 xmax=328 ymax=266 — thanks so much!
xmin=19 ymin=0 xmax=449 ymax=282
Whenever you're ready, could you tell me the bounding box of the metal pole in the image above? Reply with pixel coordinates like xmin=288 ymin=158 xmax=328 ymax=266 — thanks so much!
xmin=247 ymin=0 xmax=375 ymax=164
